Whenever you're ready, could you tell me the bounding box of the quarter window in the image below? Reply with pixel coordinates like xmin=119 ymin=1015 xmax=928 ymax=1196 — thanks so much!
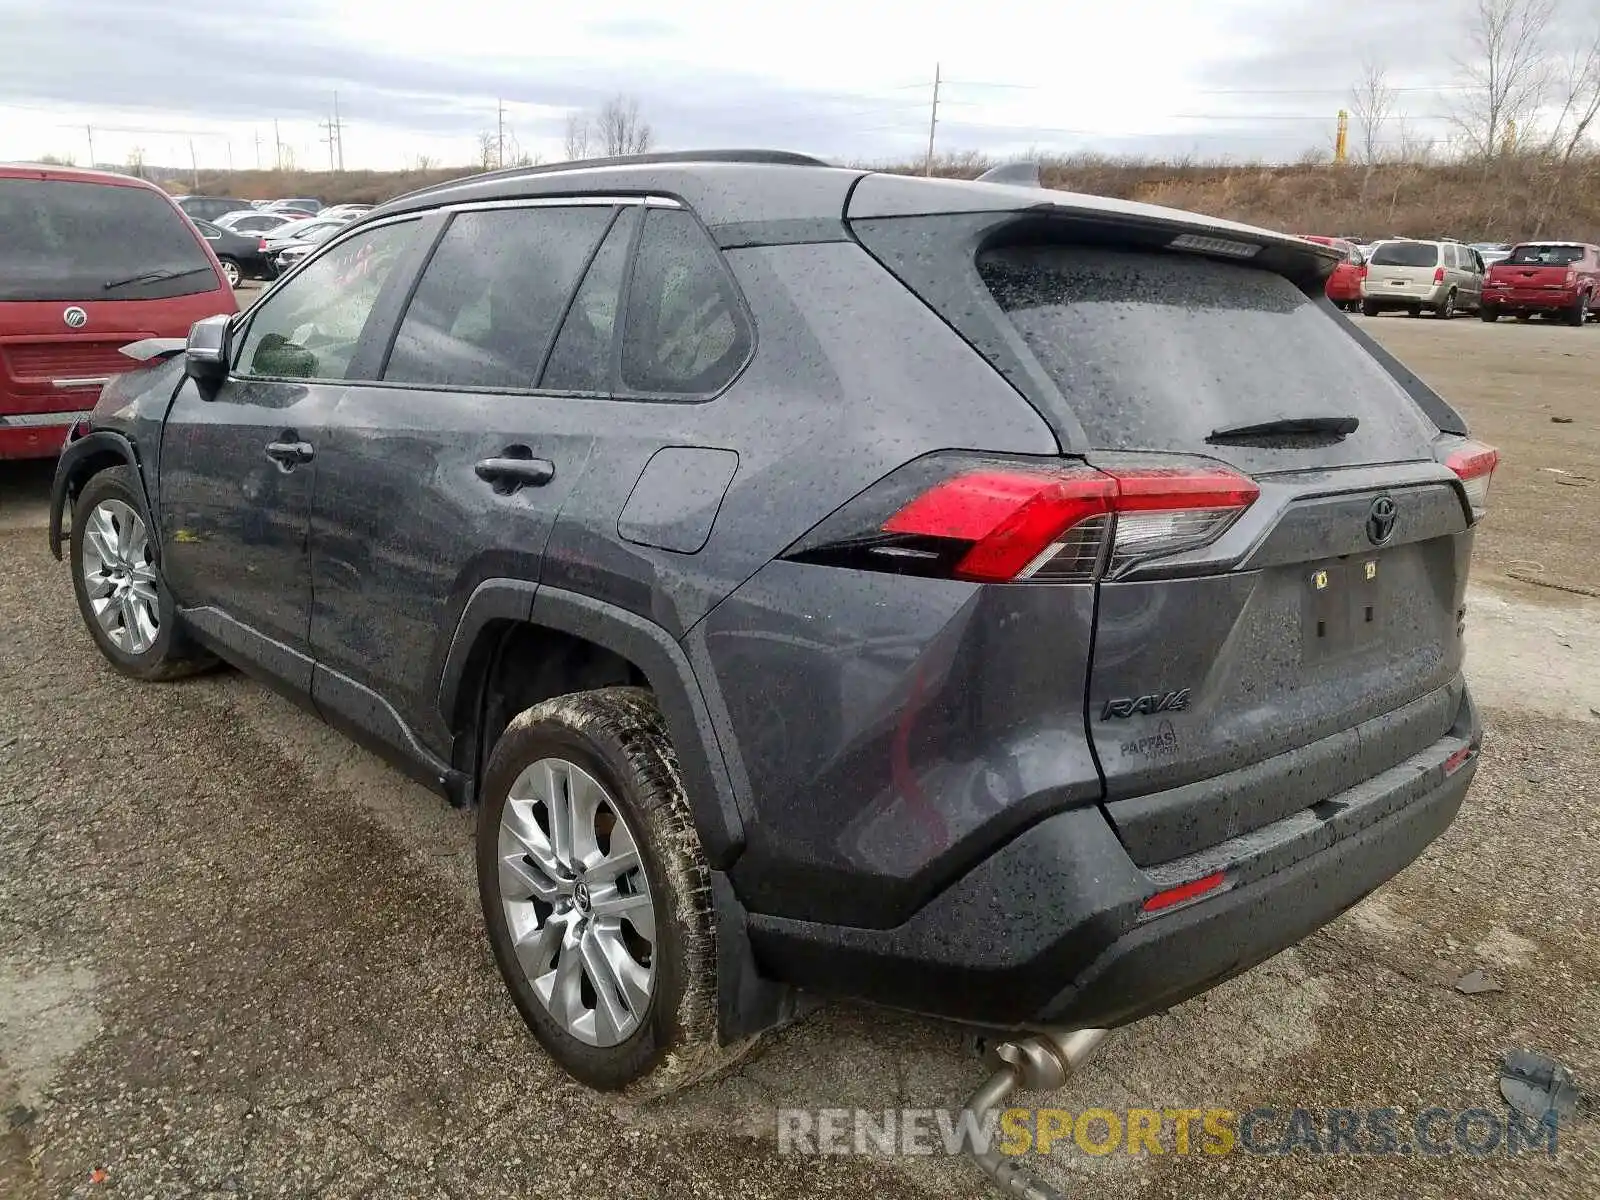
xmin=619 ymin=208 xmax=750 ymax=397
xmin=233 ymin=221 xmax=417 ymax=381
xmin=383 ymin=206 xmax=613 ymax=390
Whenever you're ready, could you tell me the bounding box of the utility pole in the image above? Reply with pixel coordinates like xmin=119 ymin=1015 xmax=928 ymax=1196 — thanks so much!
xmin=497 ymin=98 xmax=506 ymax=168
xmin=226 ymin=139 xmax=234 ymax=172
xmin=319 ymin=115 xmax=337 ymax=170
xmin=188 ymin=139 xmax=199 ymax=191
xmin=924 ymin=62 xmax=941 ymax=177
xmin=254 ymin=128 xmax=262 ymax=170
xmin=333 ymin=90 xmax=345 ymax=170
xmin=274 ymin=119 xmax=282 ymax=171
xmin=85 ymin=124 xmax=95 ymax=168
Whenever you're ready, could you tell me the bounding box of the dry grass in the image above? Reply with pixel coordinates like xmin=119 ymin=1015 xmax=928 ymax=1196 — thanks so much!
xmin=164 ymin=150 xmax=1600 ymax=242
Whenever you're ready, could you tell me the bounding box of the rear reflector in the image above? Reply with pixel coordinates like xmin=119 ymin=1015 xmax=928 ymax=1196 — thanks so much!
xmin=1142 ymin=871 xmax=1227 ymax=914
xmin=1443 ymin=746 xmax=1474 ymax=776
xmin=1441 ymin=439 xmax=1499 ymax=522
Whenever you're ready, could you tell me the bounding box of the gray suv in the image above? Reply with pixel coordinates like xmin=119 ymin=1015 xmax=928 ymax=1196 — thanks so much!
xmin=49 ymin=151 xmax=1492 ymax=1092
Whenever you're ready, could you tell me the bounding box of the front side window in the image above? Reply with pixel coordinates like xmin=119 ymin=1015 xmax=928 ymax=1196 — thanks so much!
xmin=234 ymin=221 xmax=417 ymax=381
xmin=619 ymin=208 xmax=751 ymax=397
xmin=383 ymin=205 xmax=614 ymax=390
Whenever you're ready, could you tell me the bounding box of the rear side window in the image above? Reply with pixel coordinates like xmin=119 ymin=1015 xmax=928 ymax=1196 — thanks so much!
xmin=978 ymin=244 xmax=1439 ymax=459
xmin=1505 ymin=243 xmax=1586 ymax=266
xmin=541 ymin=208 xmax=637 ymax=394
xmin=0 ymin=178 xmax=214 ymax=302
xmin=1370 ymin=242 xmax=1440 ymax=268
xmin=619 ymin=208 xmax=750 ymax=397
xmin=383 ymin=205 xmax=612 ymax=389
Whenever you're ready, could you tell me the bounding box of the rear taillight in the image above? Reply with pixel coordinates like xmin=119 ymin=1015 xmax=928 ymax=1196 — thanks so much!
xmin=1440 ymin=439 xmax=1498 ymax=521
xmin=785 ymin=457 xmax=1259 ymax=583
xmin=258 ymin=237 xmax=269 ymax=251
xmin=1433 ymin=266 xmax=1446 ymax=284
xmin=1357 ymin=264 xmax=1367 ymax=280
xmin=1566 ymin=269 xmax=1578 ymax=286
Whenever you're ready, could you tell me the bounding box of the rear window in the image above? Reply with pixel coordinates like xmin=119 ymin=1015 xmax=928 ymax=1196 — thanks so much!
xmin=1505 ymin=244 xmax=1586 ymax=266
xmin=0 ymin=178 xmax=215 ymax=302
xmin=978 ymin=244 xmax=1438 ymax=459
xmin=1369 ymin=242 xmax=1440 ymax=268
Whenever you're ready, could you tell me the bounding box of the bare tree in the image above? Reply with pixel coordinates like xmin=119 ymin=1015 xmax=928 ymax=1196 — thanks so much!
xmin=1350 ymin=59 xmax=1397 ymax=164
xmin=1533 ymin=21 xmax=1600 ymax=232
xmin=476 ymin=130 xmax=498 ymax=171
xmin=413 ymin=153 xmax=437 ymax=171
xmin=595 ymin=95 xmax=653 ymax=156
xmin=1451 ymin=0 xmax=1558 ymax=158
xmin=563 ymin=112 xmax=591 ymax=160
xmin=126 ymin=146 xmax=146 ymax=179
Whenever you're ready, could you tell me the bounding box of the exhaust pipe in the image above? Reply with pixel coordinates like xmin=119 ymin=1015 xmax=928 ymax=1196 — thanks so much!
xmin=962 ymin=1028 xmax=1112 ymax=1200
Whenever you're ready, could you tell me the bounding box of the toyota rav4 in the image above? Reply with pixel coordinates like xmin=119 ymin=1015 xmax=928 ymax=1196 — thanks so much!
xmin=49 ymin=151 xmax=1491 ymax=1093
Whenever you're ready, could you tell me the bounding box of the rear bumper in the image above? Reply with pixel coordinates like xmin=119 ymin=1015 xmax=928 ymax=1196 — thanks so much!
xmin=1361 ymin=282 xmax=1447 ymax=307
xmin=747 ymin=689 xmax=1480 ymax=1029
xmin=0 ymin=413 xmax=85 ymax=460
xmin=1484 ymin=287 xmax=1578 ymax=310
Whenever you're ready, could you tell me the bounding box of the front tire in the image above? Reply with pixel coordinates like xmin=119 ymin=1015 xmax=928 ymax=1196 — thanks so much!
xmin=69 ymin=467 xmax=214 ymax=681
xmin=477 ymin=687 xmax=731 ymax=1094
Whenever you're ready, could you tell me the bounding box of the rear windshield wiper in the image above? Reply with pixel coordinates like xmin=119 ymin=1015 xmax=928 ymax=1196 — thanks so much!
xmin=103 ymin=266 xmax=213 ymax=292
xmin=1206 ymin=415 xmax=1360 ymax=445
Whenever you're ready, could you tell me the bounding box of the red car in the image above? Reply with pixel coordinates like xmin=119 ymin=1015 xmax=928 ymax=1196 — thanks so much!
xmin=1481 ymin=242 xmax=1600 ymax=324
xmin=0 ymin=164 xmax=237 ymax=459
xmin=1299 ymin=235 xmax=1365 ymax=310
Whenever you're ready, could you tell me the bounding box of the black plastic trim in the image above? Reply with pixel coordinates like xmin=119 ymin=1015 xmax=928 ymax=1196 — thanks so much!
xmin=711 ymin=218 xmax=850 ymax=249
xmin=48 ymin=429 xmax=148 ymax=560
xmin=180 ymin=604 xmax=314 ymax=694
xmin=529 ymin=586 xmax=746 ymax=867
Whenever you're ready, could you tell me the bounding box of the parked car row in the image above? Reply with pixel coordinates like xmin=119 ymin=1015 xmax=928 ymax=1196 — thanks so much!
xmin=1299 ymin=233 xmax=1600 ymax=325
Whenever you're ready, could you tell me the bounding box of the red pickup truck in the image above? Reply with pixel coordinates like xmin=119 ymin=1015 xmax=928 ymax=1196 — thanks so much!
xmin=1481 ymin=241 xmax=1600 ymax=325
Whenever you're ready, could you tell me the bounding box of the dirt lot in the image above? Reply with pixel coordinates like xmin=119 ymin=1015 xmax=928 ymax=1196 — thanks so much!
xmin=1 ymin=314 xmax=1597 ymax=1199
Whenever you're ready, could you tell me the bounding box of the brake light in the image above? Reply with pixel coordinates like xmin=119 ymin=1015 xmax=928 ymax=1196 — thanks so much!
xmin=1433 ymin=266 xmax=1446 ymax=284
xmin=787 ymin=458 xmax=1259 ymax=583
xmin=1357 ymin=264 xmax=1367 ymax=281
xmin=258 ymin=237 xmax=269 ymax=251
xmin=1441 ymin=439 xmax=1498 ymax=521
xmin=1566 ymin=269 xmax=1578 ymax=286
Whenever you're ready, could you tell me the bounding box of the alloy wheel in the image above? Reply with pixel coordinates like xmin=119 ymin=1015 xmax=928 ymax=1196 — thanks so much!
xmin=497 ymin=757 xmax=657 ymax=1047
xmin=79 ymin=499 xmax=160 ymax=654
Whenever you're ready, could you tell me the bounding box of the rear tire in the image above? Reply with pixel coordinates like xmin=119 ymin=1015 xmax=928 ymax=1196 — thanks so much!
xmin=68 ymin=467 xmax=216 ymax=682
xmin=1434 ymin=291 xmax=1456 ymax=319
xmin=1361 ymin=300 xmax=1380 ymax=317
xmin=1567 ymin=291 xmax=1589 ymax=326
xmin=1480 ymin=306 xmax=1500 ymax=322
xmin=476 ymin=687 xmax=744 ymax=1095
xmin=1515 ymin=311 xmax=1533 ymax=322
xmin=217 ymin=257 xmax=242 ymax=288
xmin=1408 ymin=305 xmax=1422 ymax=318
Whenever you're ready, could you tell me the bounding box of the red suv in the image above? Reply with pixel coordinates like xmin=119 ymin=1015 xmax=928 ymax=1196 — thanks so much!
xmin=0 ymin=164 xmax=237 ymax=459
xmin=1298 ymin=235 xmax=1365 ymax=311
xmin=1481 ymin=241 xmax=1600 ymax=325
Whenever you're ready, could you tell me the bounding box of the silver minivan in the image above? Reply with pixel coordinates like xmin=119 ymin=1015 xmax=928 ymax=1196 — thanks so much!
xmin=1361 ymin=239 xmax=1483 ymax=318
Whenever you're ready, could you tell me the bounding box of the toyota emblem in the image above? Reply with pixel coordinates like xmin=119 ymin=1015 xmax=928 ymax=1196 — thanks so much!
xmin=62 ymin=306 xmax=88 ymax=329
xmin=1366 ymin=495 xmax=1398 ymax=546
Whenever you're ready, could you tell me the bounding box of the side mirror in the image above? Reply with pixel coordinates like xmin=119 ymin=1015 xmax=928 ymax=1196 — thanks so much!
xmin=185 ymin=314 xmax=232 ymax=384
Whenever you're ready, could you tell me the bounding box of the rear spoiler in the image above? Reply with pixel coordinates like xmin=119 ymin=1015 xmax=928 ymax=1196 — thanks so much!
xmin=120 ymin=337 xmax=186 ymax=363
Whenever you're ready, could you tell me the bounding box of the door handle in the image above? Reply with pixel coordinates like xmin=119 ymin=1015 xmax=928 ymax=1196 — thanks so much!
xmin=475 ymin=454 xmax=555 ymax=492
xmin=265 ymin=439 xmax=314 ymax=469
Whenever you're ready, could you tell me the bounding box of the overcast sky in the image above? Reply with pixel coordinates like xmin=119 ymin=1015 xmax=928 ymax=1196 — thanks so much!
xmin=0 ymin=0 xmax=1578 ymax=172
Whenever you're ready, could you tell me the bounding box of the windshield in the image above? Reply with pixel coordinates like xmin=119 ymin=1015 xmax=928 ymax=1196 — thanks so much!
xmin=978 ymin=244 xmax=1439 ymax=465
xmin=1505 ymin=244 xmax=1586 ymax=266
xmin=0 ymin=177 xmax=216 ymax=302
xmin=1369 ymin=242 xmax=1440 ymax=268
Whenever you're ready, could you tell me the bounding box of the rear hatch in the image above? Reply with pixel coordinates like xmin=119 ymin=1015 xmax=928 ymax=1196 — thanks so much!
xmin=848 ymin=176 xmax=1483 ymax=867
xmin=0 ymin=171 xmax=231 ymax=422
xmin=1488 ymin=244 xmax=1585 ymax=294
xmin=1365 ymin=240 xmax=1442 ymax=295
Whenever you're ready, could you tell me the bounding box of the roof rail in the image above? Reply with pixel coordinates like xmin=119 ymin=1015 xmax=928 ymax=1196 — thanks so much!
xmin=390 ymin=149 xmax=831 ymax=205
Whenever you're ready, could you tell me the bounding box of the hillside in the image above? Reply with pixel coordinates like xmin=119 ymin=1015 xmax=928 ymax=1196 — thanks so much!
xmin=158 ymin=152 xmax=1600 ymax=244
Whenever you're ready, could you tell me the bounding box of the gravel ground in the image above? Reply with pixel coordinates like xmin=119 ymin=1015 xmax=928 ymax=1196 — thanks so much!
xmin=1 ymin=315 xmax=1597 ymax=1199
